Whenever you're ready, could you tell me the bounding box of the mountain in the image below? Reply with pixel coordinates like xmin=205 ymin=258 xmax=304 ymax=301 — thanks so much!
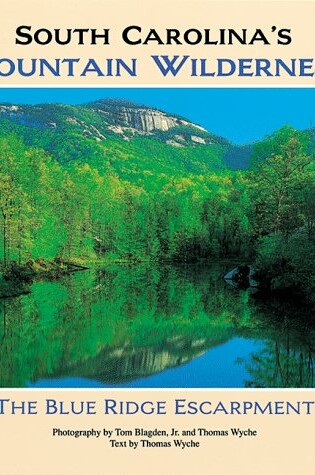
xmin=0 ymin=99 xmax=251 ymax=175
xmin=0 ymin=98 xmax=227 ymax=145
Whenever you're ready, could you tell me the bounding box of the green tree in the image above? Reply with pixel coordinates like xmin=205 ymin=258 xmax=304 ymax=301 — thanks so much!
xmin=251 ymin=130 xmax=312 ymax=236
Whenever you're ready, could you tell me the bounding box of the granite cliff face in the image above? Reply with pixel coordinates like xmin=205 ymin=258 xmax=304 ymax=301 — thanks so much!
xmin=89 ymin=99 xmax=206 ymax=133
xmin=95 ymin=105 xmax=180 ymax=132
xmin=86 ymin=99 xmax=214 ymax=147
xmin=124 ymin=108 xmax=179 ymax=132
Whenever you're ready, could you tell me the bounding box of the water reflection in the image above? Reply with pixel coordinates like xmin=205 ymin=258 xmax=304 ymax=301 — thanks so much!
xmin=0 ymin=262 xmax=314 ymax=387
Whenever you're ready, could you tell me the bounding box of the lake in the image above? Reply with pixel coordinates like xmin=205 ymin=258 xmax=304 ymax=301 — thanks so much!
xmin=0 ymin=262 xmax=314 ymax=388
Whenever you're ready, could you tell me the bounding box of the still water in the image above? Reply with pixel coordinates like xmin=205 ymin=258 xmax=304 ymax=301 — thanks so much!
xmin=0 ymin=262 xmax=314 ymax=388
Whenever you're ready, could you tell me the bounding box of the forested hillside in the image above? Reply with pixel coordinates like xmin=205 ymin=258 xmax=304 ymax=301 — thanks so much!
xmin=1 ymin=99 xmax=315 ymax=301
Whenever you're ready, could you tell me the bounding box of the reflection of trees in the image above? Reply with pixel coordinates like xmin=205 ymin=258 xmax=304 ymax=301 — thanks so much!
xmin=244 ymin=303 xmax=315 ymax=388
xmin=246 ymin=341 xmax=314 ymax=388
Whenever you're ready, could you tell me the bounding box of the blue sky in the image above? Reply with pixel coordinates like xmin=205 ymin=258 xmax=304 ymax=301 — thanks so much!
xmin=0 ymin=88 xmax=314 ymax=144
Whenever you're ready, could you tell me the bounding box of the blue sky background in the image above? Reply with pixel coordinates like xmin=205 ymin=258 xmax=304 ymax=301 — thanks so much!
xmin=0 ymin=88 xmax=314 ymax=144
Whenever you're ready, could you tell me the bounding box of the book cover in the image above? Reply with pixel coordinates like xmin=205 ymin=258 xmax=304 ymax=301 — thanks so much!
xmin=0 ymin=1 xmax=314 ymax=474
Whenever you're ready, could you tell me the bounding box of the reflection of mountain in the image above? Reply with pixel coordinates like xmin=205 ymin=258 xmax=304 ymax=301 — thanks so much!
xmin=58 ymin=334 xmax=232 ymax=384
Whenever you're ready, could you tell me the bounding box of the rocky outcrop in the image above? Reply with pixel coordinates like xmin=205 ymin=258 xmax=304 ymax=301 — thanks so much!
xmin=191 ymin=135 xmax=206 ymax=144
xmin=88 ymin=99 xmax=209 ymax=135
xmin=224 ymin=265 xmax=259 ymax=289
xmin=120 ymin=108 xmax=179 ymax=132
xmin=96 ymin=105 xmax=204 ymax=133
